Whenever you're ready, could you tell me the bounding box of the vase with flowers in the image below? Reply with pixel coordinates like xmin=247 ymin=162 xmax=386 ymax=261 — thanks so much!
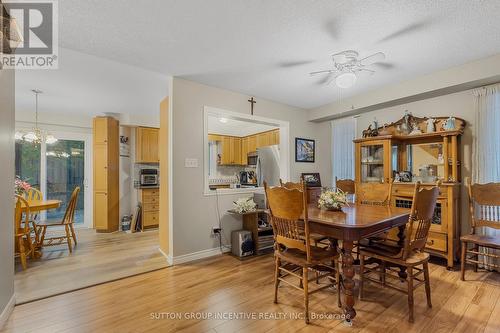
xmin=233 ymin=197 xmax=257 ymax=214
xmin=15 ymin=176 xmax=31 ymax=196
xmin=317 ymin=188 xmax=348 ymax=211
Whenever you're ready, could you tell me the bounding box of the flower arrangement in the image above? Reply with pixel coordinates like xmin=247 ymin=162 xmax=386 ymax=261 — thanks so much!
xmin=317 ymin=188 xmax=348 ymax=211
xmin=15 ymin=176 xmax=31 ymax=195
xmin=233 ymin=197 xmax=257 ymax=214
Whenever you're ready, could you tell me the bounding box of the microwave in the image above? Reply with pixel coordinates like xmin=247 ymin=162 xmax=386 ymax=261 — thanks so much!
xmin=247 ymin=152 xmax=258 ymax=166
xmin=140 ymin=169 xmax=159 ymax=186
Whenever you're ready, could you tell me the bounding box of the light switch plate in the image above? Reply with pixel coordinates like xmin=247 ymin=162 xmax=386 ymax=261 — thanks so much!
xmin=185 ymin=158 xmax=199 ymax=168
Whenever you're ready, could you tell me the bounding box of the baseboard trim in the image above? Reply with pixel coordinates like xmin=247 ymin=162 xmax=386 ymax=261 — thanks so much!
xmin=158 ymin=247 xmax=173 ymax=266
xmin=0 ymin=294 xmax=15 ymax=329
xmin=173 ymin=246 xmax=231 ymax=265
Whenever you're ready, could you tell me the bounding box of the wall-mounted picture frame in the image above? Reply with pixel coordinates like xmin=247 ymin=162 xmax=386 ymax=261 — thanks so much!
xmin=301 ymin=173 xmax=321 ymax=188
xmin=295 ymin=137 xmax=315 ymax=163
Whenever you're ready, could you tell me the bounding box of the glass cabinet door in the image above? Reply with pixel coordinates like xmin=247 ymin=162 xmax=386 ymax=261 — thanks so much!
xmin=360 ymin=144 xmax=385 ymax=182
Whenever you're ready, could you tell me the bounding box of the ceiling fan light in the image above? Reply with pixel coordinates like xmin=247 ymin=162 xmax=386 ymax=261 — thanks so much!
xmin=335 ymin=72 xmax=357 ymax=89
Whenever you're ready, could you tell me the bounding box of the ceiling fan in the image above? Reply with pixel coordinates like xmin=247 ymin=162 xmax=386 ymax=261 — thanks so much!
xmin=309 ymin=50 xmax=386 ymax=89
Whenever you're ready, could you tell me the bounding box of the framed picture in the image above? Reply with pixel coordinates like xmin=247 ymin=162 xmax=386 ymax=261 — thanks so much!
xmin=295 ymin=137 xmax=315 ymax=163
xmin=302 ymin=173 xmax=321 ymax=188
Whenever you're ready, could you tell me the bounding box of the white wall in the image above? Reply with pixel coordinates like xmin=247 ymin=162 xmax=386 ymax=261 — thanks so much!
xmin=171 ymin=78 xmax=331 ymax=257
xmin=351 ymin=89 xmax=475 ymax=235
xmin=0 ymin=69 xmax=15 ymax=324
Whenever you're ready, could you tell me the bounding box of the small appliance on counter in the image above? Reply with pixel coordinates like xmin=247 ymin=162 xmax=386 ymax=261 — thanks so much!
xmin=139 ymin=168 xmax=159 ymax=187
xmin=239 ymin=170 xmax=257 ymax=187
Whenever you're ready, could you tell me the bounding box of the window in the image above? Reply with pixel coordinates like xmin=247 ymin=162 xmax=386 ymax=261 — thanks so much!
xmin=331 ymin=117 xmax=356 ymax=184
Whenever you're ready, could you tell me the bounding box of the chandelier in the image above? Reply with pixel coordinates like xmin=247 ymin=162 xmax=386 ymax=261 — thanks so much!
xmin=15 ymin=89 xmax=58 ymax=144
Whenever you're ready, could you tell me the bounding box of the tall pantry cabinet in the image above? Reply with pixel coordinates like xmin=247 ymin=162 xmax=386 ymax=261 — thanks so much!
xmin=93 ymin=117 xmax=120 ymax=232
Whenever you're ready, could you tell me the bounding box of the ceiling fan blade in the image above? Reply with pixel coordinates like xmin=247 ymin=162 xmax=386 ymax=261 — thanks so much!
xmin=372 ymin=62 xmax=395 ymax=70
xmin=277 ymin=60 xmax=315 ymax=68
xmin=378 ymin=19 xmax=432 ymax=43
xmin=359 ymin=52 xmax=385 ymax=66
xmin=309 ymin=69 xmax=336 ymax=76
xmin=317 ymin=73 xmax=335 ymax=85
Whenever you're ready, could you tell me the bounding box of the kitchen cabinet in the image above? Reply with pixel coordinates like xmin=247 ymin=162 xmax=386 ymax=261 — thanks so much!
xmin=136 ymin=127 xmax=159 ymax=163
xmin=139 ymin=188 xmax=160 ymax=229
xmin=248 ymin=135 xmax=257 ymax=152
xmin=93 ymin=117 xmax=119 ymax=232
xmin=271 ymin=129 xmax=280 ymax=145
xmin=220 ymin=136 xmax=242 ymax=165
xmin=256 ymin=132 xmax=270 ymax=147
xmin=241 ymin=137 xmax=249 ymax=165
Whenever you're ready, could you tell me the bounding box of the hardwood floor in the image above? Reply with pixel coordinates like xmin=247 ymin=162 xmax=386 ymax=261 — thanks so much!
xmin=4 ymin=253 xmax=500 ymax=333
xmin=14 ymin=228 xmax=168 ymax=304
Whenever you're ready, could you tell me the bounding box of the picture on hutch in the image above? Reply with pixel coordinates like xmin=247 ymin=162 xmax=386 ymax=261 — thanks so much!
xmin=354 ymin=113 xmax=466 ymax=269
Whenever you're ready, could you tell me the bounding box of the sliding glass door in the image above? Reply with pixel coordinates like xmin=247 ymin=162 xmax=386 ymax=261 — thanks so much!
xmin=15 ymin=131 xmax=92 ymax=228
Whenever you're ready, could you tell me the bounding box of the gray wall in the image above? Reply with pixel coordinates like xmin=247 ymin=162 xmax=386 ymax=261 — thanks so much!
xmin=0 ymin=69 xmax=15 ymax=317
xmin=171 ymin=78 xmax=331 ymax=257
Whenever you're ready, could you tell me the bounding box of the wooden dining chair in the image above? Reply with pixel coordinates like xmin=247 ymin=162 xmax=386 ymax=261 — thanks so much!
xmin=460 ymin=178 xmax=500 ymax=280
xmin=24 ymin=187 xmax=43 ymax=245
xmin=265 ymin=181 xmax=341 ymax=324
xmin=359 ymin=182 xmax=439 ymax=323
xmin=15 ymin=196 xmax=35 ymax=270
xmin=355 ymin=181 xmax=393 ymax=206
xmin=279 ymin=179 xmax=328 ymax=247
xmin=335 ymin=177 xmax=355 ymax=194
xmin=39 ymin=187 xmax=80 ymax=253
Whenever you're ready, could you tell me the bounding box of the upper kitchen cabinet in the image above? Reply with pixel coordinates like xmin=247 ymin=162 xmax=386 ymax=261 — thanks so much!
xmin=247 ymin=135 xmax=257 ymax=152
xmin=136 ymin=127 xmax=160 ymax=163
xmin=220 ymin=136 xmax=242 ymax=165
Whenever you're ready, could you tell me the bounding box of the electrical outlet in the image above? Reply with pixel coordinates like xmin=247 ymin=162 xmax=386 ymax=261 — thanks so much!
xmin=212 ymin=226 xmax=221 ymax=235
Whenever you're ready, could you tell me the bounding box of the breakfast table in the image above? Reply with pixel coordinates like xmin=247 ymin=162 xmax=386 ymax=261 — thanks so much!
xmin=19 ymin=199 xmax=62 ymax=257
xmin=306 ymin=203 xmax=410 ymax=322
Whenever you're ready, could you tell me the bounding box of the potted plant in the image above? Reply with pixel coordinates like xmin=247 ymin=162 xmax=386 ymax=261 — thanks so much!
xmin=233 ymin=197 xmax=257 ymax=214
xmin=317 ymin=188 xmax=348 ymax=211
xmin=15 ymin=176 xmax=31 ymax=196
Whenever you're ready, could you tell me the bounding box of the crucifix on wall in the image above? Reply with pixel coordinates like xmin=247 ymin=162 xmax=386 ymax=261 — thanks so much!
xmin=248 ymin=97 xmax=256 ymax=115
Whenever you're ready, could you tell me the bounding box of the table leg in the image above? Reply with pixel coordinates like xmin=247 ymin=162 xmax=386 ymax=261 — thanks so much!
xmin=342 ymin=240 xmax=356 ymax=321
xmin=397 ymin=225 xmax=407 ymax=279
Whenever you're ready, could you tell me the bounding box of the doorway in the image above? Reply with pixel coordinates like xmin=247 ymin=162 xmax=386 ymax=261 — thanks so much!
xmin=15 ymin=131 xmax=92 ymax=228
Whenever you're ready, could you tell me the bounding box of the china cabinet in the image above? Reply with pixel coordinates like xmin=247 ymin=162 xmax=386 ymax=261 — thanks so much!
xmin=354 ymin=114 xmax=466 ymax=269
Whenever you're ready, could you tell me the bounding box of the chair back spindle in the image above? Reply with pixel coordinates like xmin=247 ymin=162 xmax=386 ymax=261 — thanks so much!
xmin=403 ymin=182 xmax=439 ymax=259
xmin=62 ymin=187 xmax=81 ymax=225
xmin=467 ymin=178 xmax=500 ymax=231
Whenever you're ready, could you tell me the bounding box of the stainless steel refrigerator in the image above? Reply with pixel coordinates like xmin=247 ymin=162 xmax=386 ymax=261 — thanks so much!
xmin=256 ymin=145 xmax=280 ymax=187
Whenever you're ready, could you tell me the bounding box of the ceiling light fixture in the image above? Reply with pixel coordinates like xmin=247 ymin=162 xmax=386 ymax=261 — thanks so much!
xmin=218 ymin=117 xmax=228 ymax=124
xmin=335 ymin=72 xmax=357 ymax=89
xmin=16 ymin=89 xmax=58 ymax=145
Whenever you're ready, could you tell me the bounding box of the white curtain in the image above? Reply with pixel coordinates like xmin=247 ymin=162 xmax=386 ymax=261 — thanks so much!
xmin=331 ymin=117 xmax=356 ymax=185
xmin=472 ymin=83 xmax=500 ymax=269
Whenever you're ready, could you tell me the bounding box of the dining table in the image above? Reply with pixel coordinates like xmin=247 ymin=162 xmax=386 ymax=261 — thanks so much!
xmin=306 ymin=203 xmax=411 ymax=322
xmin=19 ymin=199 xmax=62 ymax=257
xmin=21 ymin=199 xmax=61 ymax=213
